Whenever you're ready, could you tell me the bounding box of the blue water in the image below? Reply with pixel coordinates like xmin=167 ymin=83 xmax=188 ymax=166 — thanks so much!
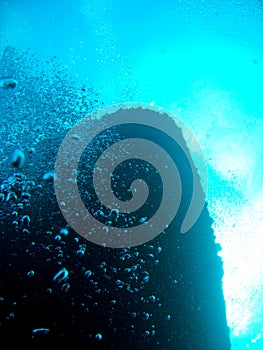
xmin=1 ymin=0 xmax=263 ymax=349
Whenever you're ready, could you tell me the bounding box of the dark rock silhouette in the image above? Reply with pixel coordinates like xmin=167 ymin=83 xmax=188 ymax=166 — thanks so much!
xmin=0 ymin=48 xmax=231 ymax=350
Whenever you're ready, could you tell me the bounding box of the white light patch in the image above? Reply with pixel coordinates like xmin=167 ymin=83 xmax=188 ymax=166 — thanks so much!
xmin=211 ymin=142 xmax=254 ymax=183
xmin=210 ymin=192 xmax=263 ymax=341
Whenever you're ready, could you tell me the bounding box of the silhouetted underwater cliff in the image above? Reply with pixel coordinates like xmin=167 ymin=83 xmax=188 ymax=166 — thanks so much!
xmin=0 ymin=47 xmax=231 ymax=349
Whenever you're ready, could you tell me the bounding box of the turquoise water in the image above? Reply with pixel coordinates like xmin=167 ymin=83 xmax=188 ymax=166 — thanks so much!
xmin=1 ymin=0 xmax=263 ymax=348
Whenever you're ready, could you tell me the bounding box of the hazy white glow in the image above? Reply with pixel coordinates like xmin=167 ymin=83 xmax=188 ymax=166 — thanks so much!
xmin=211 ymin=197 xmax=263 ymax=336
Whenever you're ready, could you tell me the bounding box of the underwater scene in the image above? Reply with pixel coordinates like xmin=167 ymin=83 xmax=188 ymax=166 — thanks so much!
xmin=0 ymin=0 xmax=263 ymax=349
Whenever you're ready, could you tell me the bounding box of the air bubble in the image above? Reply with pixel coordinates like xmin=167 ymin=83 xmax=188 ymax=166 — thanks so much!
xmin=143 ymin=275 xmax=150 ymax=283
xmin=149 ymin=295 xmax=156 ymax=302
xmin=53 ymin=268 xmax=69 ymax=284
xmin=21 ymin=215 xmax=30 ymax=226
xmin=144 ymin=312 xmax=150 ymax=320
xmin=22 ymin=192 xmax=30 ymax=199
xmin=32 ymin=328 xmax=50 ymax=336
xmin=59 ymin=227 xmax=68 ymax=236
xmin=43 ymin=171 xmax=54 ymax=181
xmin=27 ymin=270 xmax=35 ymax=278
xmin=0 ymin=77 xmax=17 ymax=89
xmin=95 ymin=333 xmax=102 ymax=341
xmin=76 ymin=249 xmax=85 ymax=256
xmin=139 ymin=217 xmax=147 ymax=224
xmin=61 ymin=283 xmax=70 ymax=293
xmin=85 ymin=270 xmax=92 ymax=278
xmin=28 ymin=147 xmax=35 ymax=154
xmin=71 ymin=134 xmax=80 ymax=140
xmin=6 ymin=192 xmax=17 ymax=201
xmin=11 ymin=150 xmax=25 ymax=168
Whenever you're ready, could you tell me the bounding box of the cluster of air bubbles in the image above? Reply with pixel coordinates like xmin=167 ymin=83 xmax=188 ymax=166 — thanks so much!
xmin=0 ymin=173 xmax=34 ymax=233
xmin=0 ymin=46 xmax=179 ymax=344
xmin=52 ymin=268 xmax=70 ymax=293
xmin=0 ymin=45 xmax=104 ymax=187
xmin=76 ymin=243 xmax=86 ymax=256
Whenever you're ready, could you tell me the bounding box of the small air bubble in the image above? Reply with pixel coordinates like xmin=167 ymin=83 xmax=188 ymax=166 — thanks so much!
xmin=27 ymin=270 xmax=35 ymax=278
xmin=53 ymin=268 xmax=69 ymax=284
xmin=95 ymin=333 xmax=103 ymax=341
xmin=43 ymin=171 xmax=54 ymax=181
xmin=11 ymin=150 xmax=25 ymax=168
xmin=59 ymin=228 xmax=69 ymax=236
